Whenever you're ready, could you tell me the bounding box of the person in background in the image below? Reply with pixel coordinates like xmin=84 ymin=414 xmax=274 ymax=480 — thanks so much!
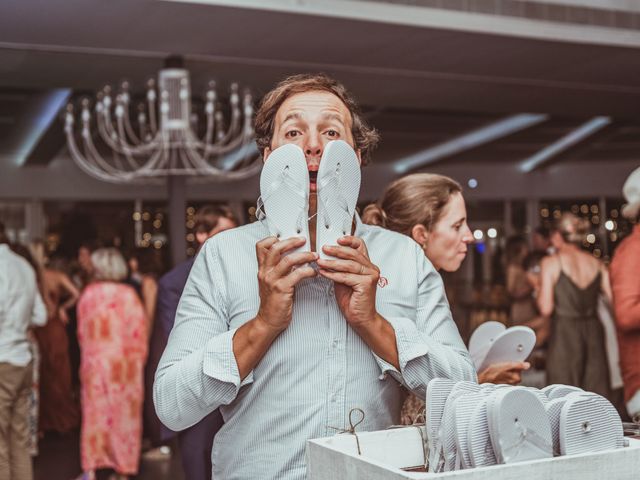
xmin=0 ymin=222 xmax=47 ymax=480
xmin=75 ymin=248 xmax=147 ymax=480
xmin=123 ymin=247 xmax=166 ymax=461
xmin=523 ymin=250 xmax=550 ymax=348
xmin=29 ymin=240 xmax=80 ymax=435
xmin=125 ymin=247 xmax=163 ymax=335
xmin=532 ymin=226 xmax=552 ymax=254
xmin=538 ymin=212 xmax=612 ymax=397
xmin=505 ymin=235 xmax=537 ymax=327
xmin=148 ymin=205 xmax=237 ymax=479
xmin=361 ymin=173 xmax=530 ymax=423
xmin=611 ymin=166 xmax=640 ymax=423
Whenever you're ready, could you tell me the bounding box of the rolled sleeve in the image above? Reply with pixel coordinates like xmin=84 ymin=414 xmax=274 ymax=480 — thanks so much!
xmin=154 ymin=238 xmax=249 ymax=432
xmin=374 ymin=244 xmax=477 ymax=397
xmin=203 ymin=327 xmax=254 ymax=390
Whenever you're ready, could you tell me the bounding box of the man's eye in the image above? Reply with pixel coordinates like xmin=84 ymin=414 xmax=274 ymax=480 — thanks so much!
xmin=326 ymin=130 xmax=339 ymax=137
xmin=285 ymin=130 xmax=300 ymax=138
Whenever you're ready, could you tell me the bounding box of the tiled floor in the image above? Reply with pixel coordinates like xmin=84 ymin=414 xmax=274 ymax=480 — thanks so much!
xmin=34 ymin=430 xmax=185 ymax=480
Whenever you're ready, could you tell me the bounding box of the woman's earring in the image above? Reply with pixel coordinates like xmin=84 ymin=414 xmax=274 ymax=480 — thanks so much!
xmin=421 ymin=242 xmax=428 ymax=250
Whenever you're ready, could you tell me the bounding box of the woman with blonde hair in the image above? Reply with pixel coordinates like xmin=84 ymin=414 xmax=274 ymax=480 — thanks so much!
xmin=363 ymin=173 xmax=531 ymax=423
xmin=75 ymin=248 xmax=148 ymax=480
xmin=538 ymin=212 xmax=612 ymax=396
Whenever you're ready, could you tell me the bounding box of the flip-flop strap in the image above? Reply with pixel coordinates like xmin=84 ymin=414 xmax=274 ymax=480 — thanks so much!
xmin=317 ymin=171 xmax=352 ymax=231
xmin=257 ymin=166 xmax=308 ymax=222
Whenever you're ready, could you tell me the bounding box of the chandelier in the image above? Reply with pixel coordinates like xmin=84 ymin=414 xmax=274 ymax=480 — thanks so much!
xmin=64 ymin=62 xmax=262 ymax=183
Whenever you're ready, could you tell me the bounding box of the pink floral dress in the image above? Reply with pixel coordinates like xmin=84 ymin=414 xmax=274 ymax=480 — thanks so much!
xmin=77 ymin=282 xmax=148 ymax=474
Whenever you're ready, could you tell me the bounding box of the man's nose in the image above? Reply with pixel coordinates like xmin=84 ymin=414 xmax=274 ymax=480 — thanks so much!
xmin=304 ymin=132 xmax=322 ymax=159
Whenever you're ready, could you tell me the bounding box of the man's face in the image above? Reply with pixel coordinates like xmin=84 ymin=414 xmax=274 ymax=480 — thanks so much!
xmin=264 ymin=90 xmax=361 ymax=195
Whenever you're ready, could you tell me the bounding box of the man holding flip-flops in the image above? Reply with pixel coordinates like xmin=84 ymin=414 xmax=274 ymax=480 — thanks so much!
xmin=154 ymin=73 xmax=475 ymax=480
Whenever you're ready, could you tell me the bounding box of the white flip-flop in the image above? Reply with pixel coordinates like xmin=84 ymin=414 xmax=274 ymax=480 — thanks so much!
xmin=542 ymin=384 xmax=583 ymax=400
xmin=426 ymin=378 xmax=455 ymax=472
xmin=488 ymin=387 xmax=553 ymax=464
xmin=469 ymin=321 xmax=506 ymax=370
xmin=258 ymin=143 xmax=310 ymax=254
xmin=315 ymin=140 xmax=361 ymax=260
xmin=454 ymin=391 xmax=485 ymax=469
xmin=478 ymin=326 xmax=536 ymax=372
xmin=467 ymin=392 xmax=499 ymax=468
xmin=559 ymin=392 xmax=621 ymax=455
xmin=544 ymin=397 xmax=568 ymax=456
xmin=440 ymin=382 xmax=481 ymax=472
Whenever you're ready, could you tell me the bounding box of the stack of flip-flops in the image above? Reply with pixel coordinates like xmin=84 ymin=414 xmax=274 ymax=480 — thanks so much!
xmin=426 ymin=379 xmax=625 ymax=472
xmin=468 ymin=321 xmax=537 ymax=371
xmin=257 ymin=140 xmax=361 ymax=256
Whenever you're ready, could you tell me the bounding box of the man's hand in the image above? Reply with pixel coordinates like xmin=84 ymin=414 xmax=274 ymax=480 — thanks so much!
xmin=255 ymin=236 xmax=318 ymax=333
xmin=316 ymin=236 xmax=379 ymax=327
xmin=478 ymin=361 xmax=530 ymax=385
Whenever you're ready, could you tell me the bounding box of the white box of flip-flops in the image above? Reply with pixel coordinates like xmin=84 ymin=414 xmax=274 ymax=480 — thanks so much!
xmin=306 ymin=379 xmax=640 ymax=479
xmin=306 ymin=427 xmax=640 ymax=480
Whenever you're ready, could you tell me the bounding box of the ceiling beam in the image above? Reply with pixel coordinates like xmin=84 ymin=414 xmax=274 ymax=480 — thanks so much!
xmin=519 ymin=116 xmax=612 ymax=173
xmin=393 ymin=113 xmax=548 ymax=174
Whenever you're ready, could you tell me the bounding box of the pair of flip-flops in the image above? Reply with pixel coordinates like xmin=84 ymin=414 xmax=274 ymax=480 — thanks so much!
xmin=541 ymin=385 xmax=626 ymax=456
xmin=425 ymin=379 xmax=624 ymax=472
xmin=468 ymin=321 xmax=536 ymax=371
xmin=258 ymin=140 xmax=360 ymax=259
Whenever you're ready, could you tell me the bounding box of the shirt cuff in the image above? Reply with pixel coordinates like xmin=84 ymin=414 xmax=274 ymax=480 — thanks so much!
xmin=202 ymin=327 xmax=254 ymax=392
xmin=372 ymin=316 xmax=429 ymax=388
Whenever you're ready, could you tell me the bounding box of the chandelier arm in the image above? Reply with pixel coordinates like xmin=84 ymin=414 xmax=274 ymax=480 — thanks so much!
xmin=203 ymin=106 xmax=216 ymax=146
xmin=115 ymin=113 xmax=148 ymax=170
xmin=216 ymin=107 xmax=242 ymax=147
xmin=97 ymin=109 xmax=128 ymax=152
xmin=188 ymin=136 xmax=263 ymax=179
xmin=136 ymin=147 xmax=169 ymax=177
xmin=65 ymin=121 xmax=129 ymax=183
xmin=83 ymin=129 xmax=132 ymax=176
xmin=147 ymin=90 xmax=158 ymax=137
xmin=122 ymin=104 xmax=141 ymax=145
xmin=97 ymin=112 xmax=160 ymax=156
xmin=138 ymin=138 xmax=170 ymax=174
xmin=202 ymin=131 xmax=253 ymax=157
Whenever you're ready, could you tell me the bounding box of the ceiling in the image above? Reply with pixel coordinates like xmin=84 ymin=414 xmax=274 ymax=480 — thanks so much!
xmin=0 ymin=0 xmax=638 ymax=190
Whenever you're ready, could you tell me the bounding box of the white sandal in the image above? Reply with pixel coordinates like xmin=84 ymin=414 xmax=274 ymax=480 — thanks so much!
xmin=315 ymin=140 xmax=361 ymax=260
xmin=487 ymin=387 xmax=553 ymax=464
xmin=258 ymin=144 xmax=310 ymax=254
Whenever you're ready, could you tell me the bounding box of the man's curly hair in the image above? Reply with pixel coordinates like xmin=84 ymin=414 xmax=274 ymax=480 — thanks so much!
xmin=254 ymin=73 xmax=380 ymax=165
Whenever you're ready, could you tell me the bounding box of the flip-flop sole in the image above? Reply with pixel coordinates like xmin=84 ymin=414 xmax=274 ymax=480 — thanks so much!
xmin=479 ymin=326 xmax=536 ymax=371
xmin=469 ymin=321 xmax=506 ymax=369
xmin=316 ymin=140 xmax=361 ymax=260
xmin=260 ymin=144 xmax=310 ymax=254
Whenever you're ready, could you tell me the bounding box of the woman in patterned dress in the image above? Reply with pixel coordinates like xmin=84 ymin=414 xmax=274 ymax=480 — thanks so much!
xmin=76 ymin=248 xmax=148 ymax=480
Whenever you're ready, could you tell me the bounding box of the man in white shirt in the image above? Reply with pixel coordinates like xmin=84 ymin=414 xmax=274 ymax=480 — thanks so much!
xmin=154 ymin=74 xmax=476 ymax=480
xmin=0 ymin=222 xmax=47 ymax=480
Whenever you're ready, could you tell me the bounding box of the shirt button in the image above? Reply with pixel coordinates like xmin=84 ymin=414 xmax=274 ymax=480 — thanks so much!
xmin=379 ymin=373 xmax=388 ymax=380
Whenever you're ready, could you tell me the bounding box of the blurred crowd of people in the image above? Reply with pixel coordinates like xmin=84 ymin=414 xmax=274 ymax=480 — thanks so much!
xmin=0 ymin=205 xmax=237 ymax=480
xmin=0 ymin=164 xmax=638 ymax=480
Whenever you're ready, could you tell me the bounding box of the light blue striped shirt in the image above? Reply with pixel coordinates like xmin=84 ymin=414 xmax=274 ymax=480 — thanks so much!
xmin=154 ymin=216 xmax=476 ymax=480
